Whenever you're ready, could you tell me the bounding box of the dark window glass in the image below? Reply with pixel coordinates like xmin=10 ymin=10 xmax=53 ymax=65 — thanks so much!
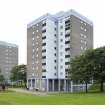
xmin=42 ymin=29 xmax=46 ymax=33
xmin=65 ymin=55 xmax=70 ymax=58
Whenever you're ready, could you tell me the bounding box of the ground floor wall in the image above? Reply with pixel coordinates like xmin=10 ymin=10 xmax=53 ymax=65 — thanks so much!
xmin=27 ymin=78 xmax=91 ymax=92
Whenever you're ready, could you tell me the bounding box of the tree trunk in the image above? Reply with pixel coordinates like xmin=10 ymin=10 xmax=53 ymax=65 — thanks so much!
xmin=100 ymin=80 xmax=104 ymax=92
xmin=85 ymin=82 xmax=88 ymax=93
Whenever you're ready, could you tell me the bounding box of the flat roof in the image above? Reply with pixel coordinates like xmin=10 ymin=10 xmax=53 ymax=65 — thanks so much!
xmin=0 ymin=41 xmax=18 ymax=47
xmin=27 ymin=9 xmax=93 ymax=28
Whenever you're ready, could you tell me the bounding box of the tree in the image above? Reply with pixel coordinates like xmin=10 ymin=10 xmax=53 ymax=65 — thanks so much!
xmin=69 ymin=46 xmax=105 ymax=93
xmin=0 ymin=69 xmax=5 ymax=83
xmin=10 ymin=64 xmax=27 ymax=87
xmin=69 ymin=50 xmax=93 ymax=93
xmin=92 ymin=47 xmax=105 ymax=92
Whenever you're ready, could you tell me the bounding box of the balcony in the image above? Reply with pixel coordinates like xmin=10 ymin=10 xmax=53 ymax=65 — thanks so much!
xmin=42 ymin=29 xmax=46 ymax=33
xmin=42 ymin=56 xmax=46 ymax=59
xmin=65 ymin=20 xmax=70 ymax=24
xmin=65 ymin=55 xmax=70 ymax=58
xmin=65 ymin=62 xmax=70 ymax=65
xmin=42 ymin=36 xmax=46 ymax=40
xmin=65 ymin=40 xmax=70 ymax=44
xmin=42 ymin=63 xmax=46 ymax=66
xmin=65 ymin=48 xmax=70 ymax=51
xmin=42 ymin=49 xmax=46 ymax=53
xmin=42 ymin=69 xmax=46 ymax=72
xmin=42 ymin=23 xmax=46 ymax=27
xmin=65 ymin=34 xmax=70 ymax=37
xmin=65 ymin=37 xmax=70 ymax=42
xmin=42 ymin=43 xmax=46 ymax=46
xmin=65 ymin=27 xmax=70 ymax=30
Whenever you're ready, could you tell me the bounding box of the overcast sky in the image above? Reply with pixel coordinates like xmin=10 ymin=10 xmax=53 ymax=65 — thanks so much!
xmin=0 ymin=0 xmax=105 ymax=64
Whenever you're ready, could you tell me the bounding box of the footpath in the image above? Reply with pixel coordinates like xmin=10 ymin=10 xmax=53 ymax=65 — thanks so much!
xmin=9 ymin=88 xmax=48 ymax=96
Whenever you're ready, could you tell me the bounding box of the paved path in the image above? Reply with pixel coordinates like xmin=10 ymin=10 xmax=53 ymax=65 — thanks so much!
xmin=9 ymin=88 xmax=48 ymax=96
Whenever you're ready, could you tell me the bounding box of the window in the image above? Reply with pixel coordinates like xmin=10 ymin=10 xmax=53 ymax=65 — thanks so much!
xmin=42 ymin=29 xmax=46 ymax=33
xmin=65 ymin=62 xmax=70 ymax=65
xmin=83 ymin=47 xmax=87 ymax=50
xmin=55 ymin=21 xmax=57 ymax=25
xmin=65 ymin=48 xmax=70 ymax=51
xmin=42 ymin=20 xmax=46 ymax=24
xmin=81 ymin=21 xmax=83 ymax=24
xmin=60 ymin=25 xmax=63 ymax=29
xmin=54 ymin=60 xmax=56 ymax=63
xmin=42 ymin=43 xmax=46 ymax=46
xmin=65 ymin=27 xmax=70 ymax=30
xmin=42 ymin=36 xmax=46 ymax=39
xmin=42 ymin=49 xmax=46 ymax=52
xmin=36 ymin=54 xmax=38 ymax=57
xmin=80 ymin=33 xmax=84 ymax=37
xmin=42 ymin=76 xmax=46 ymax=78
xmin=65 ymin=55 xmax=70 ymax=58
xmin=84 ymin=41 xmax=87 ymax=45
xmin=54 ymin=47 xmax=56 ymax=50
xmin=54 ymin=28 xmax=56 ymax=31
xmin=54 ymin=53 xmax=56 ymax=56
xmin=84 ymin=23 xmax=86 ymax=26
xmin=81 ymin=46 xmax=83 ymax=50
xmin=60 ymin=39 xmax=63 ymax=42
xmin=42 ymin=63 xmax=46 ymax=65
xmin=54 ymin=40 xmax=56 ymax=43
xmin=32 ymin=25 xmax=35 ymax=29
xmin=54 ymin=34 xmax=56 ymax=37
xmin=32 ymin=43 xmax=35 ymax=46
xmin=60 ymin=65 xmax=63 ymax=69
xmin=32 ymin=32 xmax=35 ymax=34
xmin=65 ymin=34 xmax=70 ymax=37
xmin=37 ymin=35 xmax=39 ymax=39
xmin=54 ymin=73 xmax=57 ymax=76
xmin=32 ymin=37 xmax=35 ymax=40
xmin=36 ymin=24 xmax=38 ymax=26
xmin=32 ymin=67 xmax=34 ymax=70
xmin=54 ymin=66 xmax=56 ymax=69
xmin=36 ymin=48 xmax=38 ymax=51
xmin=81 ymin=26 xmax=84 ymax=30
xmin=81 ymin=40 xmax=83 ymax=43
xmin=65 ymin=20 xmax=70 ymax=24
xmin=32 ymin=61 xmax=35 ymax=65
xmin=42 ymin=23 xmax=46 ymax=27
xmin=84 ymin=35 xmax=87 ymax=38
xmin=32 ymin=73 xmax=35 ymax=76
xmin=84 ymin=29 xmax=87 ymax=32
xmin=42 ymin=56 xmax=46 ymax=59
xmin=32 ymin=49 xmax=35 ymax=52
xmin=32 ymin=55 xmax=35 ymax=59
xmin=42 ymin=69 xmax=46 ymax=72
xmin=65 ymin=41 xmax=70 ymax=44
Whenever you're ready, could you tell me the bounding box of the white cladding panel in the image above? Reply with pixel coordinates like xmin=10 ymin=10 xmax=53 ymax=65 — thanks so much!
xmin=45 ymin=19 xmax=57 ymax=79
xmin=58 ymin=19 xmax=66 ymax=79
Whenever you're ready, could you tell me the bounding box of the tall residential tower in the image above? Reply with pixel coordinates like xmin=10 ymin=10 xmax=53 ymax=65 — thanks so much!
xmin=0 ymin=41 xmax=18 ymax=82
xmin=27 ymin=10 xmax=93 ymax=92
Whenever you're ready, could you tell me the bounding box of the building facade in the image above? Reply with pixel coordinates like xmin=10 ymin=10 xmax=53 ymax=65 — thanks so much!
xmin=0 ymin=41 xmax=18 ymax=82
xmin=27 ymin=9 xmax=93 ymax=92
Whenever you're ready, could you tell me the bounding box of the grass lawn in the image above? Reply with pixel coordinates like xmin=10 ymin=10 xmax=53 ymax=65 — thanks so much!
xmin=0 ymin=91 xmax=105 ymax=105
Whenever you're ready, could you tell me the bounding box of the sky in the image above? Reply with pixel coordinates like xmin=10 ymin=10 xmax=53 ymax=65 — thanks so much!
xmin=0 ymin=0 xmax=105 ymax=64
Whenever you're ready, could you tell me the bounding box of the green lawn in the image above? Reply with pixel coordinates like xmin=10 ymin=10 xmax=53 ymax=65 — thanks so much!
xmin=0 ymin=91 xmax=105 ymax=105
